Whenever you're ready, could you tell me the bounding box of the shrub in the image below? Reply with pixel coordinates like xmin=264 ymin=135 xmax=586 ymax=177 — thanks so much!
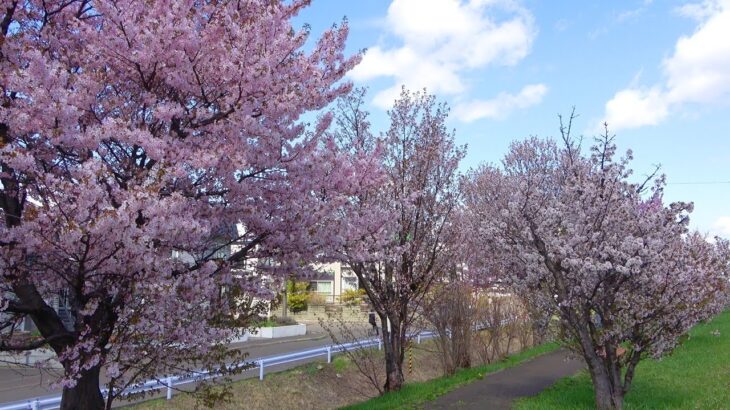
xmin=273 ymin=316 xmax=298 ymax=326
xmin=252 ymin=315 xmax=298 ymax=327
xmin=341 ymin=288 xmax=366 ymax=306
xmin=423 ymin=282 xmax=476 ymax=375
xmin=253 ymin=318 xmax=276 ymax=328
xmin=308 ymin=291 xmax=327 ymax=306
xmin=287 ymin=280 xmax=310 ymax=313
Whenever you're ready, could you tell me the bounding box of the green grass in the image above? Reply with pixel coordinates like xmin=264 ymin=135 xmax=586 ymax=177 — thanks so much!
xmin=252 ymin=319 xmax=280 ymax=328
xmin=332 ymin=355 xmax=351 ymax=373
xmin=341 ymin=342 xmax=560 ymax=410
xmin=299 ymin=356 xmax=350 ymax=376
xmin=516 ymin=311 xmax=730 ymax=410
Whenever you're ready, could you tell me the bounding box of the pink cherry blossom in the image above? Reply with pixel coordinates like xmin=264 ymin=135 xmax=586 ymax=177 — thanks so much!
xmin=0 ymin=1 xmax=361 ymax=408
xmin=329 ymin=87 xmax=465 ymax=392
xmin=464 ymin=121 xmax=728 ymax=410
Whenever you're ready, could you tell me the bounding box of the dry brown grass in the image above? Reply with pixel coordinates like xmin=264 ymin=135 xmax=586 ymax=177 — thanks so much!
xmin=132 ymin=327 xmax=539 ymax=410
xmin=133 ymin=341 xmax=445 ymax=410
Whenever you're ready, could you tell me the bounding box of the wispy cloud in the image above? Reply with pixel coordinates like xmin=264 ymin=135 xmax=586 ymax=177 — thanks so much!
xmin=616 ymin=0 xmax=654 ymax=22
xmin=454 ymin=84 xmax=548 ymax=122
xmin=554 ymin=18 xmax=570 ymax=32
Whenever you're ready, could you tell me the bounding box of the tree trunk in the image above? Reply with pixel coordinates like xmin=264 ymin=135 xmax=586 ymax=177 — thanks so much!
xmin=61 ymin=365 xmax=104 ymax=410
xmin=454 ymin=339 xmax=471 ymax=370
xmin=281 ymin=287 xmax=288 ymax=318
xmin=586 ymin=359 xmax=624 ymax=410
xmin=382 ymin=320 xmax=405 ymax=392
xmin=383 ymin=342 xmax=405 ymax=392
xmin=570 ymin=313 xmax=624 ymax=410
xmin=531 ymin=319 xmax=547 ymax=346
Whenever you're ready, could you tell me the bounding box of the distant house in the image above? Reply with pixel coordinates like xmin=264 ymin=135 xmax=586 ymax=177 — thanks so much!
xmin=171 ymin=224 xmax=238 ymax=265
xmin=170 ymin=225 xmax=361 ymax=310
xmin=8 ymin=290 xmax=74 ymax=333
xmin=308 ymin=262 xmax=359 ymax=304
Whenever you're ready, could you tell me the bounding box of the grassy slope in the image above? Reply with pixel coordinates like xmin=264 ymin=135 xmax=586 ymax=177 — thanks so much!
xmin=342 ymin=342 xmax=560 ymax=410
xmin=516 ymin=311 xmax=730 ymax=410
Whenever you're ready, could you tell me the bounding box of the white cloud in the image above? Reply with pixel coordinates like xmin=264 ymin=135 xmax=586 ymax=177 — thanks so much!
xmin=350 ymin=0 xmax=538 ymax=112
xmin=454 ymin=84 xmax=548 ymax=122
xmin=602 ymin=0 xmax=730 ymax=131
xmin=603 ymin=87 xmax=669 ymax=130
xmin=711 ymin=216 xmax=730 ymax=239
xmin=664 ymin=4 xmax=730 ymax=103
xmin=355 ymin=46 xmax=465 ymax=107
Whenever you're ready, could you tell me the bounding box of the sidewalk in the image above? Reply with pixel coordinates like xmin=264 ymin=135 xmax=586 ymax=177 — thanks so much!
xmin=426 ymin=349 xmax=584 ymax=410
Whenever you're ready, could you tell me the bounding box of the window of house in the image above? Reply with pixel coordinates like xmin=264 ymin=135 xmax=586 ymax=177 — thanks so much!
xmin=310 ymin=281 xmax=333 ymax=294
xmin=342 ymin=276 xmax=358 ymax=291
xmin=317 ymin=269 xmax=335 ymax=280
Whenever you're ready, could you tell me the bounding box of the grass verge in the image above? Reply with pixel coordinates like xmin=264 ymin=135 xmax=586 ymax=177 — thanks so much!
xmin=515 ymin=310 xmax=730 ymax=410
xmin=131 ymin=339 xmax=445 ymax=410
xmin=342 ymin=341 xmax=560 ymax=410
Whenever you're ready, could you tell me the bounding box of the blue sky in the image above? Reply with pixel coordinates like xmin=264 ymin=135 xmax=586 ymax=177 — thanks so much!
xmin=295 ymin=0 xmax=730 ymax=238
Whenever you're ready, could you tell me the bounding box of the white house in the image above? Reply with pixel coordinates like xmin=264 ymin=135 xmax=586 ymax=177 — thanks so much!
xmin=171 ymin=224 xmax=361 ymax=309
xmin=308 ymin=262 xmax=359 ymax=303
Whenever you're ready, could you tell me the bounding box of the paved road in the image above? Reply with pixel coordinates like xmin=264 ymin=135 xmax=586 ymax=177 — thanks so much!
xmin=426 ymin=349 xmax=584 ymax=410
xmin=0 ymin=321 xmax=370 ymax=406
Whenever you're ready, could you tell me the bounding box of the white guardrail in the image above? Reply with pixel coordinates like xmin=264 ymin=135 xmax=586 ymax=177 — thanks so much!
xmin=0 ymin=330 xmax=445 ymax=410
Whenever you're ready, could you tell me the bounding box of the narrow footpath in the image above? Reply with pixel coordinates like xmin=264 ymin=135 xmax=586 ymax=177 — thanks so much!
xmin=426 ymin=349 xmax=584 ymax=410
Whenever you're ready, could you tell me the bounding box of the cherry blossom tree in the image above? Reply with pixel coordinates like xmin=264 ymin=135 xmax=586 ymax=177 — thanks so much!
xmin=331 ymin=87 xmax=465 ymax=392
xmin=465 ymin=122 xmax=728 ymax=410
xmin=0 ymin=0 xmax=360 ymax=408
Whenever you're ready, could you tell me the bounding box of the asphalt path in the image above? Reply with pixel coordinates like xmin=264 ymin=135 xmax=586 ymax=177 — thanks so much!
xmin=426 ymin=349 xmax=584 ymax=410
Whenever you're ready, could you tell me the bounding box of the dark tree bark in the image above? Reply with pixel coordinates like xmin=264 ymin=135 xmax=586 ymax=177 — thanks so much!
xmin=586 ymin=360 xmax=624 ymax=410
xmin=381 ymin=314 xmax=405 ymax=392
xmin=60 ymin=365 xmax=104 ymax=410
xmin=7 ymin=284 xmax=112 ymax=410
xmin=574 ymin=314 xmax=626 ymax=410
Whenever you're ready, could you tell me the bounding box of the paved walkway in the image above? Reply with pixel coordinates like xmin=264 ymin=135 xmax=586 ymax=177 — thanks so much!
xmin=426 ymin=349 xmax=584 ymax=410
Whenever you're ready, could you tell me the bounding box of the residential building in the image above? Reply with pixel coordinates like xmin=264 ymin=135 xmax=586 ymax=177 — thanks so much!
xmin=308 ymin=262 xmax=359 ymax=304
